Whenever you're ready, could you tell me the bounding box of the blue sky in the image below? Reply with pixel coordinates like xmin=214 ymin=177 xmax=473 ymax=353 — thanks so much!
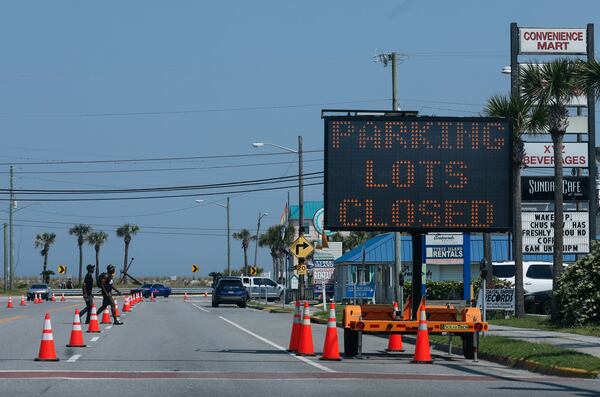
xmin=0 ymin=1 xmax=597 ymax=277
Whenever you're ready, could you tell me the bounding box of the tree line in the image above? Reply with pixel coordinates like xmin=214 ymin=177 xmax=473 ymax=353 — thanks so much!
xmin=35 ymin=223 xmax=139 ymax=285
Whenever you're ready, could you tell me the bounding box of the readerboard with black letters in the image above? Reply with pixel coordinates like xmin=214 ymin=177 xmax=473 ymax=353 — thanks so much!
xmin=324 ymin=116 xmax=512 ymax=232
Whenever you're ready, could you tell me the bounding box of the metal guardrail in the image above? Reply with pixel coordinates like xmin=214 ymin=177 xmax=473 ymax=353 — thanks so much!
xmin=52 ymin=287 xmax=212 ymax=296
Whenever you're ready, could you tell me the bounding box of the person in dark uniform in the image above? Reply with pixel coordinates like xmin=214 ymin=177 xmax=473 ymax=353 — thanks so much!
xmin=79 ymin=264 xmax=95 ymax=324
xmin=97 ymin=264 xmax=123 ymax=325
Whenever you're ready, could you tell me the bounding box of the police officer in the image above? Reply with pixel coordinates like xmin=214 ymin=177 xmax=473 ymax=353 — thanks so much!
xmin=97 ymin=264 xmax=123 ymax=325
xmin=79 ymin=264 xmax=95 ymax=324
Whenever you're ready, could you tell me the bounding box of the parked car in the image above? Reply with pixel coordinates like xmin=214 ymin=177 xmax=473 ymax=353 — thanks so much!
xmin=524 ymin=289 xmax=552 ymax=315
xmin=212 ymin=277 xmax=247 ymax=308
xmin=492 ymin=261 xmax=563 ymax=294
xmin=130 ymin=283 xmax=171 ymax=298
xmin=27 ymin=284 xmax=52 ymax=301
xmin=241 ymin=276 xmax=284 ymax=301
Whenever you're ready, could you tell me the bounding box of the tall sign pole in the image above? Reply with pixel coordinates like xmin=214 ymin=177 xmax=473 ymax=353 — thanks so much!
xmin=8 ymin=165 xmax=14 ymax=290
xmin=587 ymin=23 xmax=597 ymax=241
xmin=298 ymin=135 xmax=305 ymax=300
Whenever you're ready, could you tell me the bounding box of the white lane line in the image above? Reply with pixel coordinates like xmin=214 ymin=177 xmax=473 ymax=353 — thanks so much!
xmin=90 ymin=337 xmax=99 ymax=342
xmin=218 ymin=316 xmax=335 ymax=373
xmin=192 ymin=303 xmax=210 ymax=313
xmin=66 ymin=354 xmax=81 ymax=363
xmin=105 ymin=325 xmax=112 ymax=330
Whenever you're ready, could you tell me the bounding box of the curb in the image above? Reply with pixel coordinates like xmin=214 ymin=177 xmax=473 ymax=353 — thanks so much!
xmin=428 ymin=338 xmax=600 ymax=379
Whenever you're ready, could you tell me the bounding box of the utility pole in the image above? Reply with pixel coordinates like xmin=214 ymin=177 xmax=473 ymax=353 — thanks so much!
xmin=253 ymin=212 xmax=267 ymax=272
xmin=9 ymin=166 xmax=14 ymax=290
xmin=226 ymin=197 xmax=231 ymax=276
xmin=375 ymin=51 xmax=405 ymax=305
xmin=3 ymin=223 xmax=7 ymax=292
xmin=298 ymin=135 xmax=305 ymax=300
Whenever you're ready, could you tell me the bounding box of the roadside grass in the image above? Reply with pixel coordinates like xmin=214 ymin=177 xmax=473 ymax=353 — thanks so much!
xmin=490 ymin=315 xmax=600 ymax=338
xmin=430 ymin=334 xmax=600 ymax=374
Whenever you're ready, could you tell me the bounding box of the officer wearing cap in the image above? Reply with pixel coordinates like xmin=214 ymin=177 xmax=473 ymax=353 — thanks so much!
xmin=79 ymin=264 xmax=95 ymax=324
xmin=97 ymin=264 xmax=123 ymax=325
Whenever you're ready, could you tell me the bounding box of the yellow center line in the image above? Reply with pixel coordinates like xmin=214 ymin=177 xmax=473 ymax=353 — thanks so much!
xmin=0 ymin=315 xmax=27 ymax=324
xmin=0 ymin=303 xmax=80 ymax=324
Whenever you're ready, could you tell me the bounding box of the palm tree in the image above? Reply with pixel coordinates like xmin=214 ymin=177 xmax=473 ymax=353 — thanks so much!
xmin=87 ymin=231 xmax=108 ymax=280
xmin=232 ymin=228 xmax=256 ymax=275
xmin=259 ymin=224 xmax=295 ymax=281
xmin=34 ymin=233 xmax=57 ymax=283
xmin=116 ymin=224 xmax=139 ymax=283
xmin=577 ymin=58 xmax=600 ymax=98
xmin=484 ymin=94 xmax=547 ymax=317
xmin=520 ymin=59 xmax=583 ymax=320
xmin=68 ymin=224 xmax=92 ymax=287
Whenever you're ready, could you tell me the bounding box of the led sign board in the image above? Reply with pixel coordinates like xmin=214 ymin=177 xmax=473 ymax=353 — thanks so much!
xmin=324 ymin=116 xmax=512 ymax=232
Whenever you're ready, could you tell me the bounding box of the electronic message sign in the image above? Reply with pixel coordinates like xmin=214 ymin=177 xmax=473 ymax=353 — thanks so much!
xmin=324 ymin=116 xmax=512 ymax=232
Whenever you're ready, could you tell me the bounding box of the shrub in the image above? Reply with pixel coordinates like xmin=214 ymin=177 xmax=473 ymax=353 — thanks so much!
xmin=556 ymin=240 xmax=600 ymax=326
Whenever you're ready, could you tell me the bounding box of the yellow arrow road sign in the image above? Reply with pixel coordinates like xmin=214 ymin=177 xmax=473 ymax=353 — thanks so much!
xmin=192 ymin=264 xmax=199 ymax=273
xmin=289 ymin=235 xmax=313 ymax=258
xmin=249 ymin=266 xmax=258 ymax=276
xmin=57 ymin=265 xmax=67 ymax=274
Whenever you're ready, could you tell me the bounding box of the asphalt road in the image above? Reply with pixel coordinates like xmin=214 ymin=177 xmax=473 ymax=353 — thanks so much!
xmin=0 ymin=296 xmax=598 ymax=396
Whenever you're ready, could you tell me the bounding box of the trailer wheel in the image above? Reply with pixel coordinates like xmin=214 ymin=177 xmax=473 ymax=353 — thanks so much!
xmin=462 ymin=334 xmax=475 ymax=359
xmin=344 ymin=328 xmax=359 ymax=357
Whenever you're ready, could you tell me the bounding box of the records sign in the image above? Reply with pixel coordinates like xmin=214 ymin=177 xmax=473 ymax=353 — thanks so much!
xmin=522 ymin=176 xmax=589 ymax=201
xmin=324 ymin=116 xmax=512 ymax=232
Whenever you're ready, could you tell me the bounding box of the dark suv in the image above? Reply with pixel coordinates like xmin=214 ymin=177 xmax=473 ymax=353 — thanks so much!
xmin=212 ymin=277 xmax=247 ymax=308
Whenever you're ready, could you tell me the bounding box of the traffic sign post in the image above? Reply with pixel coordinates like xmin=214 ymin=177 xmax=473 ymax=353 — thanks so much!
xmin=57 ymin=265 xmax=67 ymax=275
xmin=192 ymin=264 xmax=199 ymax=273
xmin=249 ymin=266 xmax=258 ymax=276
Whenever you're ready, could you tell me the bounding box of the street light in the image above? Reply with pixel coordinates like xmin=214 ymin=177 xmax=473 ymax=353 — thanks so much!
xmin=253 ymin=212 xmax=268 ymax=273
xmin=195 ymin=198 xmax=232 ymax=276
xmin=252 ymin=137 xmax=305 ymax=299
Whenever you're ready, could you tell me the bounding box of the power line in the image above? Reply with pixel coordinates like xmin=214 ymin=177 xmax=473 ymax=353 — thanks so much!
xmin=0 ymin=98 xmax=390 ymax=119
xmin=5 ymin=158 xmax=323 ymax=175
xmin=0 ymin=149 xmax=323 ymax=167
xmin=0 ymin=181 xmax=324 ymax=202
xmin=5 ymin=218 xmax=232 ymax=231
xmin=6 ymin=223 xmax=226 ymax=237
xmin=0 ymin=172 xmax=323 ymax=194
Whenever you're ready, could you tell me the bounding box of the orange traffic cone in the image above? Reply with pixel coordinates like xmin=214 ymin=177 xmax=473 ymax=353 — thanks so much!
xmin=150 ymin=293 xmax=155 ymax=302
xmin=184 ymin=293 xmax=189 ymax=301
xmin=35 ymin=313 xmax=59 ymax=361
xmin=66 ymin=309 xmax=87 ymax=347
xmin=122 ymin=297 xmax=131 ymax=312
xmin=320 ymin=302 xmax=341 ymax=361
xmin=385 ymin=302 xmax=404 ymax=352
xmin=34 ymin=294 xmax=39 ymax=304
xmin=287 ymin=300 xmax=302 ymax=352
xmin=6 ymin=296 xmax=14 ymax=309
xmin=51 ymin=293 xmax=56 ymax=302
xmin=297 ymin=301 xmax=315 ymax=356
xmin=87 ymin=304 xmax=101 ymax=333
xmin=20 ymin=295 xmax=26 ymax=306
xmin=61 ymin=293 xmax=65 ymax=302
xmin=412 ymin=303 xmax=432 ymax=364
xmin=101 ymin=308 xmax=111 ymax=324
xmin=114 ymin=299 xmax=120 ymax=317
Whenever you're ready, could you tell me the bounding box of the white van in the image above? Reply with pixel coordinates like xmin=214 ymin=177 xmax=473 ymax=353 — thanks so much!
xmin=241 ymin=276 xmax=284 ymax=301
xmin=492 ymin=261 xmax=563 ymax=294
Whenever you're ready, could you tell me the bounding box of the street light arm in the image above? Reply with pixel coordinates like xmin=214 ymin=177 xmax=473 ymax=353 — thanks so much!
xmin=253 ymin=142 xmax=298 ymax=153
